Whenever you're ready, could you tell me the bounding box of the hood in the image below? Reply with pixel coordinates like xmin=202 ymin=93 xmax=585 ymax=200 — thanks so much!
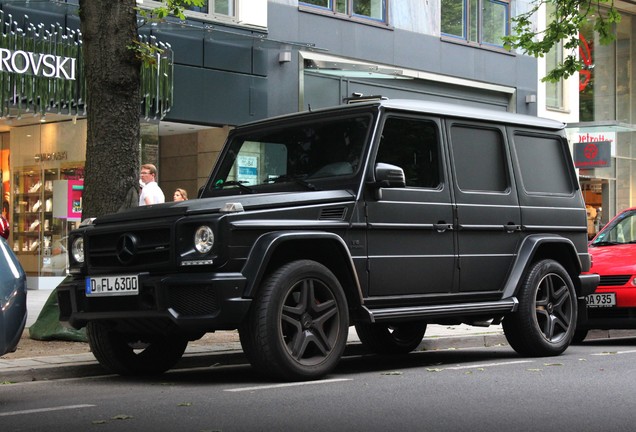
xmin=589 ymin=243 xmax=636 ymax=275
xmin=94 ymin=190 xmax=355 ymax=225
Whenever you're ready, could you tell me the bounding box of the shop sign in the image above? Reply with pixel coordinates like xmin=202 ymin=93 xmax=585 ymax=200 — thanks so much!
xmin=573 ymin=131 xmax=616 ymax=156
xmin=0 ymin=10 xmax=175 ymax=120
xmin=52 ymin=179 xmax=83 ymax=221
xmin=0 ymin=48 xmax=76 ymax=80
xmin=34 ymin=152 xmax=68 ymax=162
xmin=574 ymin=141 xmax=611 ymax=168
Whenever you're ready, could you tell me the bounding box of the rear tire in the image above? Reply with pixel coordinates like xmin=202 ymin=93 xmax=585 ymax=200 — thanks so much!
xmin=87 ymin=322 xmax=188 ymax=376
xmin=503 ymin=259 xmax=577 ymax=357
xmin=239 ymin=260 xmax=349 ymax=381
xmin=355 ymin=322 xmax=427 ymax=354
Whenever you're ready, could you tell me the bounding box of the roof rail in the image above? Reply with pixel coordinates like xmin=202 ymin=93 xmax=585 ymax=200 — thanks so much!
xmin=343 ymin=93 xmax=388 ymax=104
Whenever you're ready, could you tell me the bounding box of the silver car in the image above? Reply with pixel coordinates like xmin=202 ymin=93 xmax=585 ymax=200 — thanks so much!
xmin=0 ymin=236 xmax=27 ymax=356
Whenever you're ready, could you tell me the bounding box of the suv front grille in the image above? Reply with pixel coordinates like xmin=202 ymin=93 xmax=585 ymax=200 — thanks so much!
xmin=168 ymin=286 xmax=218 ymax=316
xmin=87 ymin=227 xmax=172 ymax=270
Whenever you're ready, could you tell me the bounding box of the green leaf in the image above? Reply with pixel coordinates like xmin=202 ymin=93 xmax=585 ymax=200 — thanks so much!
xmin=506 ymin=0 xmax=622 ymax=82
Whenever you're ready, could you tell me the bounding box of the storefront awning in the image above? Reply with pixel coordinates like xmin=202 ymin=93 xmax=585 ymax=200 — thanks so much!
xmin=567 ymin=120 xmax=636 ymax=134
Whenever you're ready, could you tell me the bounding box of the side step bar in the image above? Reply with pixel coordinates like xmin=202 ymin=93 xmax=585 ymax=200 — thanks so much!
xmin=362 ymin=298 xmax=519 ymax=323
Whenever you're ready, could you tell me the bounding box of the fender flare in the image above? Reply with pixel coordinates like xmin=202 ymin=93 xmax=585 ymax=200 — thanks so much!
xmin=501 ymin=234 xmax=582 ymax=299
xmin=241 ymin=230 xmax=363 ymax=304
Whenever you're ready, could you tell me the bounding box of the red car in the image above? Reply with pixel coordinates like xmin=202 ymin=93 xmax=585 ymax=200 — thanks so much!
xmin=576 ymin=207 xmax=636 ymax=342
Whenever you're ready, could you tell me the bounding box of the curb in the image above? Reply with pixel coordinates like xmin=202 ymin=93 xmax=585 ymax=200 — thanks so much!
xmin=0 ymin=333 xmax=503 ymax=383
xmin=2 ymin=329 xmax=635 ymax=384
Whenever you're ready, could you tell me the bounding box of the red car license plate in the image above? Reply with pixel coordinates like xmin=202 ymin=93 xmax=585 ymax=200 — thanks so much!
xmin=586 ymin=292 xmax=616 ymax=308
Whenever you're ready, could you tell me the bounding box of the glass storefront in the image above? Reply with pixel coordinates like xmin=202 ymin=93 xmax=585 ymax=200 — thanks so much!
xmin=7 ymin=119 xmax=86 ymax=289
xmin=571 ymin=13 xmax=636 ymax=237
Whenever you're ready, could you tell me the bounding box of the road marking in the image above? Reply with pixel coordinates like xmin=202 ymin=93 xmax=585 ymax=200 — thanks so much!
xmin=0 ymin=404 xmax=96 ymax=417
xmin=444 ymin=360 xmax=533 ymax=370
xmin=591 ymin=349 xmax=636 ymax=356
xmin=225 ymin=378 xmax=353 ymax=392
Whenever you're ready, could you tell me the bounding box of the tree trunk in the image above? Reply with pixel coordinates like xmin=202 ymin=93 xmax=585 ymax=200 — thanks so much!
xmin=79 ymin=0 xmax=140 ymax=219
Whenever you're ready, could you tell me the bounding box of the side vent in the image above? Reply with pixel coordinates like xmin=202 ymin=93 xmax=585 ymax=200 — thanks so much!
xmin=319 ymin=207 xmax=347 ymax=221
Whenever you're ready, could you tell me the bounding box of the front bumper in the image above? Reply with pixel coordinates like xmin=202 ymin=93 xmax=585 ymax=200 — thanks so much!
xmin=578 ymin=283 xmax=636 ymax=330
xmin=57 ymin=272 xmax=251 ymax=335
xmin=579 ymin=273 xmax=600 ymax=297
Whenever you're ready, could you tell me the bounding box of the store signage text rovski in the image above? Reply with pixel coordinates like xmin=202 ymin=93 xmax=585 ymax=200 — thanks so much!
xmin=0 ymin=48 xmax=76 ymax=80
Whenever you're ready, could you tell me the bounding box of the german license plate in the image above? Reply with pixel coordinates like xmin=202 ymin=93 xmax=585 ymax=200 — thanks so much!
xmin=86 ymin=275 xmax=139 ymax=297
xmin=586 ymin=292 xmax=616 ymax=308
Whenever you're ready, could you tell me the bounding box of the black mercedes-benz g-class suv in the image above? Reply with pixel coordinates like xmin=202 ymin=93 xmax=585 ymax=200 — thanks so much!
xmin=57 ymin=99 xmax=599 ymax=381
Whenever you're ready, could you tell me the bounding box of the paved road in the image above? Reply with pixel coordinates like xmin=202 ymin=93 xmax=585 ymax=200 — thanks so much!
xmin=2 ymin=338 xmax=636 ymax=432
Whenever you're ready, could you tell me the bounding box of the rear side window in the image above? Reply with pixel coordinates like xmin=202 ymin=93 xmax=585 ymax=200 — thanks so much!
xmin=450 ymin=125 xmax=508 ymax=192
xmin=513 ymin=133 xmax=574 ymax=195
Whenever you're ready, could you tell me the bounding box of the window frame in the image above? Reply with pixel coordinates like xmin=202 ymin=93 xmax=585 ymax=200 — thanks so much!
xmin=299 ymin=0 xmax=389 ymax=25
xmin=375 ymin=115 xmax=444 ymax=190
xmin=545 ymin=41 xmax=565 ymax=110
xmin=544 ymin=3 xmax=566 ymax=111
xmin=448 ymin=123 xmax=511 ymax=194
xmin=140 ymin=0 xmax=238 ymax=24
xmin=441 ymin=0 xmax=511 ymax=49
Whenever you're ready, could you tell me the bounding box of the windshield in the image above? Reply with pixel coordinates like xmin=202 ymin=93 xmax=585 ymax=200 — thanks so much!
xmin=206 ymin=114 xmax=372 ymax=195
xmin=591 ymin=210 xmax=636 ymax=246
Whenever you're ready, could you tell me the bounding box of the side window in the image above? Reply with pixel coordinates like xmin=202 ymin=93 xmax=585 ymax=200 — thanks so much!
xmin=441 ymin=0 xmax=510 ymax=48
xmin=450 ymin=125 xmax=508 ymax=192
xmin=376 ymin=117 xmax=441 ymax=188
xmin=513 ymin=133 xmax=574 ymax=195
xmin=300 ymin=0 xmax=387 ymax=23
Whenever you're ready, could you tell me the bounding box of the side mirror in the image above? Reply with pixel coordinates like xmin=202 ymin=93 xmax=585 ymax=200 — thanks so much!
xmin=374 ymin=163 xmax=406 ymax=188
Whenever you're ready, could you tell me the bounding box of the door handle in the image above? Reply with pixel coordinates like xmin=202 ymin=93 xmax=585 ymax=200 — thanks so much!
xmin=433 ymin=223 xmax=453 ymax=233
xmin=504 ymin=223 xmax=521 ymax=233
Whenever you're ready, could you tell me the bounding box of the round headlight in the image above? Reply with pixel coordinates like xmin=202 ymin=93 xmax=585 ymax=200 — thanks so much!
xmin=71 ymin=237 xmax=85 ymax=263
xmin=194 ymin=225 xmax=214 ymax=254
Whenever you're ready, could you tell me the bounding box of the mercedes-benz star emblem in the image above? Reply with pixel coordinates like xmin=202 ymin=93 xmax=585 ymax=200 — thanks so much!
xmin=116 ymin=233 xmax=138 ymax=265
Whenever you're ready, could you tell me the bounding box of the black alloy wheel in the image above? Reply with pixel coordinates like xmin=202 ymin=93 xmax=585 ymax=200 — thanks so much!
xmin=503 ymin=259 xmax=577 ymax=357
xmin=87 ymin=321 xmax=188 ymax=376
xmin=239 ymin=260 xmax=349 ymax=381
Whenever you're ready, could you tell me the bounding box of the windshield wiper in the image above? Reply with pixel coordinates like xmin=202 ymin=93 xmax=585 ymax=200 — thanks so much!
xmin=215 ymin=180 xmax=255 ymax=194
xmin=264 ymin=175 xmax=317 ymax=191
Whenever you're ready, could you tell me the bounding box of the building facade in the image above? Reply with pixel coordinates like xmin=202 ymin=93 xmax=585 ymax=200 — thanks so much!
xmin=536 ymin=2 xmax=636 ymax=238
xmin=0 ymin=0 xmax=541 ymax=287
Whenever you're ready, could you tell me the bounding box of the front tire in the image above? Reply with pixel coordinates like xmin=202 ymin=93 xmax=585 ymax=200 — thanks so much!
xmin=503 ymin=259 xmax=577 ymax=357
xmin=87 ymin=322 xmax=188 ymax=376
xmin=355 ymin=322 xmax=427 ymax=354
xmin=239 ymin=260 xmax=349 ymax=381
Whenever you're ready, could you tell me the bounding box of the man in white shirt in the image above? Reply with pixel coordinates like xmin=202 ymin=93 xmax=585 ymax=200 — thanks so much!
xmin=139 ymin=164 xmax=165 ymax=206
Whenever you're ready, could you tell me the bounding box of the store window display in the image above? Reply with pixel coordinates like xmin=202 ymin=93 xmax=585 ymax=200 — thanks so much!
xmin=10 ymin=120 xmax=87 ymax=284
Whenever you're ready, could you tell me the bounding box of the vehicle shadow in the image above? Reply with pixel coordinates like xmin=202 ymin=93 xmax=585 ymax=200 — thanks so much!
xmin=104 ymin=344 xmax=522 ymax=387
xmin=575 ymin=336 xmax=636 ymax=347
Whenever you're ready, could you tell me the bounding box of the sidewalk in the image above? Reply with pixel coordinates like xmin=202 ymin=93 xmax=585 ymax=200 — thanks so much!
xmin=1 ymin=288 xmax=634 ymax=382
